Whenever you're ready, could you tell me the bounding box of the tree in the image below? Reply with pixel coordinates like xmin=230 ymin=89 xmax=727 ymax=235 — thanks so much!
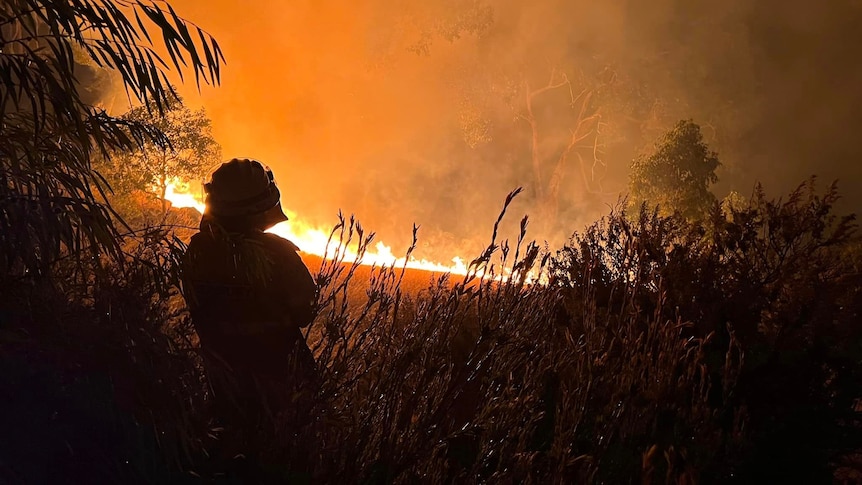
xmin=110 ymin=95 xmax=221 ymax=213
xmin=0 ymin=0 xmax=224 ymax=278
xmin=518 ymin=68 xmax=603 ymax=225
xmin=628 ymin=120 xmax=720 ymax=220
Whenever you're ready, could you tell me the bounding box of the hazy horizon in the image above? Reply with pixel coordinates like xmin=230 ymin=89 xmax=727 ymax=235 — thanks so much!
xmin=137 ymin=0 xmax=862 ymax=261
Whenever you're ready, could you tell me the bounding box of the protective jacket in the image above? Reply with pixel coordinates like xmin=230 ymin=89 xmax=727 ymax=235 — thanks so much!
xmin=182 ymin=220 xmax=317 ymax=420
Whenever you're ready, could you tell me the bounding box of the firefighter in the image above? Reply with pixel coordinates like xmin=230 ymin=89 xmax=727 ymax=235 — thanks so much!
xmin=181 ymin=158 xmax=318 ymax=477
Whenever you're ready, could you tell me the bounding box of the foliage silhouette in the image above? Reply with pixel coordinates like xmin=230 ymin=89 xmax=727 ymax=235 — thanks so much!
xmin=0 ymin=0 xmax=224 ymax=279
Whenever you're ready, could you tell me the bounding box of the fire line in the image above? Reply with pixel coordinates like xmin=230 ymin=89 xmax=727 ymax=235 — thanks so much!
xmin=163 ymin=179 xmax=471 ymax=275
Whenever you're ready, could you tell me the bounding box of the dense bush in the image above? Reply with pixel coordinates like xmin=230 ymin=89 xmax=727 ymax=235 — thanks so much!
xmin=552 ymin=179 xmax=862 ymax=482
xmin=0 ymin=229 xmax=206 ymax=483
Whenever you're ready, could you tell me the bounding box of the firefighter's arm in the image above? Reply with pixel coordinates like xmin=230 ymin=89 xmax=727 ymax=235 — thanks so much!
xmin=284 ymin=259 xmax=316 ymax=328
xmin=272 ymin=237 xmax=317 ymax=329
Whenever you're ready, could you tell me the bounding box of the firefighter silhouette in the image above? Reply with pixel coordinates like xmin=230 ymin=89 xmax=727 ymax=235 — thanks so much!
xmin=181 ymin=158 xmax=318 ymax=474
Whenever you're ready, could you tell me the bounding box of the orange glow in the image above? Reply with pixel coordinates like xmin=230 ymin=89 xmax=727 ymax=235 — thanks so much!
xmin=164 ymin=179 xmax=205 ymax=213
xmin=164 ymin=180 xmax=471 ymax=275
xmin=268 ymin=213 xmax=470 ymax=275
xmin=161 ymin=0 xmax=551 ymax=267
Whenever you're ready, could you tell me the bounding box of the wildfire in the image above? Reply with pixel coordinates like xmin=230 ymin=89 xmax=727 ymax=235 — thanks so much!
xmin=164 ymin=182 xmax=206 ymax=213
xmin=163 ymin=179 xmax=471 ymax=275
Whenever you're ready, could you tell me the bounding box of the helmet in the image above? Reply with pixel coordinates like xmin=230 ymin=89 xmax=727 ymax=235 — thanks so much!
xmin=203 ymin=158 xmax=288 ymax=228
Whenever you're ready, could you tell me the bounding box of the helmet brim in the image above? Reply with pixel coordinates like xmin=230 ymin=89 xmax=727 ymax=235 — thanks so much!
xmin=260 ymin=203 xmax=289 ymax=231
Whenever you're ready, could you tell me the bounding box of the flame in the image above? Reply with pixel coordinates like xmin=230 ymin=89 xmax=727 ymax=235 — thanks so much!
xmin=268 ymin=215 xmax=470 ymax=275
xmin=163 ymin=178 xmax=470 ymax=275
xmin=165 ymin=181 xmax=206 ymax=213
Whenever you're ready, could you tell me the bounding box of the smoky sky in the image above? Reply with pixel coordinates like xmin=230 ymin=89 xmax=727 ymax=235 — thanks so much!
xmin=166 ymin=0 xmax=862 ymax=259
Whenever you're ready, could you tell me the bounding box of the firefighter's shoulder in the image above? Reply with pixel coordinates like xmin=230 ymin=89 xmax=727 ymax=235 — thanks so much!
xmin=258 ymin=232 xmax=301 ymax=253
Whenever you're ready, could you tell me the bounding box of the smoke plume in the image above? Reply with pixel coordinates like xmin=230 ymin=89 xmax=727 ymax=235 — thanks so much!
xmin=165 ymin=0 xmax=862 ymax=260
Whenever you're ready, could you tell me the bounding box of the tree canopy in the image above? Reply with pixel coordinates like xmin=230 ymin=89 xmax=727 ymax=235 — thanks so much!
xmin=628 ymin=120 xmax=720 ymax=220
xmin=107 ymin=95 xmax=221 ymax=212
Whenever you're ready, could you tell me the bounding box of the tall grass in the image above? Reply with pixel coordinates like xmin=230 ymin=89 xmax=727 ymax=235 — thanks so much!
xmin=234 ymin=190 xmax=747 ymax=483
xmin=1 ymin=181 xmax=859 ymax=483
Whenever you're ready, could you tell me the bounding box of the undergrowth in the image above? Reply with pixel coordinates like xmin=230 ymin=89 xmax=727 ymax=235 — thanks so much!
xmin=1 ymin=181 xmax=860 ymax=484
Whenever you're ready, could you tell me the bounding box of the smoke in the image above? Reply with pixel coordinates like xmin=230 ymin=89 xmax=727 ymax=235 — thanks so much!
xmin=166 ymin=0 xmax=862 ymax=260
